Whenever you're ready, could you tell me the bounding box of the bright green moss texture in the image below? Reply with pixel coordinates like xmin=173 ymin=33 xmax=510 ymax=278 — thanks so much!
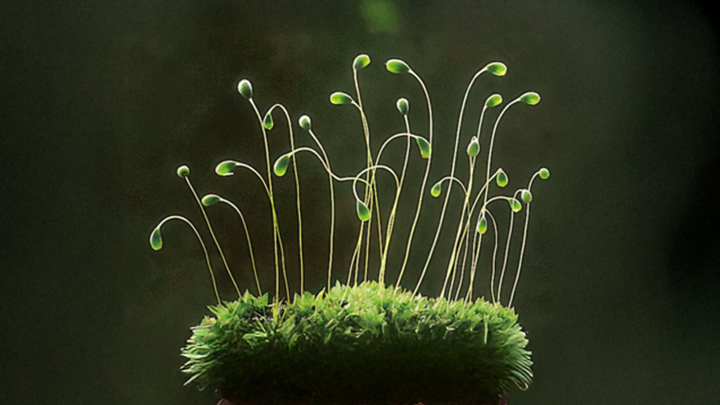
xmin=182 ymin=282 xmax=531 ymax=405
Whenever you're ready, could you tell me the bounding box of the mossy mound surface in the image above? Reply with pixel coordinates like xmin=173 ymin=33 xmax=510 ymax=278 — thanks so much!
xmin=182 ymin=282 xmax=532 ymax=405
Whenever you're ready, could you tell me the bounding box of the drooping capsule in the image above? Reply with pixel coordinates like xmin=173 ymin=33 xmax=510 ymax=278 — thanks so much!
xmin=149 ymin=227 xmax=163 ymax=250
xmin=273 ymin=154 xmax=291 ymax=177
xmin=356 ymin=200 xmax=371 ymax=222
xmin=330 ymin=92 xmax=354 ymax=105
xmin=415 ymin=137 xmax=431 ymax=159
xmin=496 ymin=169 xmax=508 ymax=188
xmin=353 ymin=54 xmax=371 ymax=70
xmin=385 ymin=59 xmax=411 ymax=74
xmin=430 ymin=181 xmax=442 ymax=198
xmin=237 ymin=79 xmax=253 ymax=99
xmin=201 ymin=194 xmax=222 ymax=207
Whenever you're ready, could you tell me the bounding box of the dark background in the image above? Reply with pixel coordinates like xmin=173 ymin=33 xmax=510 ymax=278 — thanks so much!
xmin=2 ymin=0 xmax=719 ymax=404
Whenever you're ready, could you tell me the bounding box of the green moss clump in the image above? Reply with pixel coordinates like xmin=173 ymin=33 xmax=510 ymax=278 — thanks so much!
xmin=182 ymin=281 xmax=532 ymax=405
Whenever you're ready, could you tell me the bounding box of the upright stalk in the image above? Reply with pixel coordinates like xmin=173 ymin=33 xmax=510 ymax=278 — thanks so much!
xmin=249 ymin=99 xmax=289 ymax=301
xmin=270 ymin=104 xmax=305 ymax=293
xmin=184 ymin=177 xmax=241 ymax=297
xmin=416 ymin=67 xmax=488 ymax=296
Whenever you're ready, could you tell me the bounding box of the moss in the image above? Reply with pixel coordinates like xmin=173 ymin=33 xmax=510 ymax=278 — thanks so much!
xmin=182 ymin=281 xmax=532 ymax=405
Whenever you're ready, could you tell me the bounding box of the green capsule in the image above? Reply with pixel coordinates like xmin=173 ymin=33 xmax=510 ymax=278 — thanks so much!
xmin=396 ymin=98 xmax=409 ymax=115
xmin=273 ymin=154 xmax=291 ymax=177
xmin=538 ymin=167 xmax=551 ymax=180
xmin=149 ymin=227 xmax=163 ymax=250
xmin=330 ymin=92 xmax=354 ymax=105
xmin=496 ymin=169 xmax=508 ymax=188
xmin=520 ymin=189 xmax=533 ymax=203
xmin=519 ymin=91 xmax=541 ymax=105
xmin=237 ymin=79 xmax=253 ymax=99
xmin=385 ymin=59 xmax=411 ymax=74
xmin=202 ymin=194 xmax=222 ymax=207
xmin=356 ymin=200 xmax=371 ymax=222
xmin=485 ymin=93 xmax=503 ymax=108
xmin=263 ymin=112 xmax=274 ymax=130
xmin=415 ymin=137 xmax=431 ymax=159
xmin=299 ymin=115 xmax=312 ymax=131
xmin=486 ymin=62 xmax=507 ymax=77
xmin=430 ymin=181 xmax=442 ymax=198
xmin=466 ymin=136 xmax=480 ymax=157
xmin=215 ymin=160 xmax=238 ymax=176
xmin=353 ymin=54 xmax=371 ymax=70
xmin=176 ymin=165 xmax=190 ymax=178
xmin=477 ymin=215 xmax=488 ymax=234
xmin=509 ymin=198 xmax=522 ymax=213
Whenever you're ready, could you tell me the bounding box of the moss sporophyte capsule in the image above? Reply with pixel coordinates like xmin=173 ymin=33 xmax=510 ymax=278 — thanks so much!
xmin=150 ymin=53 xmax=550 ymax=405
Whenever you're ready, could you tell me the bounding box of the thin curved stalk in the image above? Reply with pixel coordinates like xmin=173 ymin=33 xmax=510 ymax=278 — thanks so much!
xmin=482 ymin=99 xmax=521 ymax=208
xmin=184 ymin=177 xmax=241 ymax=297
xmin=269 ymin=104 xmax=305 ymax=293
xmin=155 ymin=215 xmax=220 ymax=304
xmin=396 ymin=128 xmax=433 ymax=288
xmin=351 ymin=164 xmax=401 ymax=283
xmin=307 ymin=129 xmax=335 ymax=290
xmin=249 ymin=99 xmax=288 ymax=302
xmin=218 ymin=161 xmax=270 ymax=195
xmin=508 ymin=172 xmax=542 ymax=307
xmin=496 ymin=189 xmax=522 ymax=304
xmin=218 ymin=198 xmax=262 ymax=296
xmin=447 ymin=104 xmax=489 ymax=300
xmin=465 ymin=210 xmax=498 ymax=302
xmin=508 ymin=203 xmax=531 ymax=307
xmin=441 ymin=155 xmax=477 ymax=299
xmin=353 ymin=69 xmax=384 ymax=284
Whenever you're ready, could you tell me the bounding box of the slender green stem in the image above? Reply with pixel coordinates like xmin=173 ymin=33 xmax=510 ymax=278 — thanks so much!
xmin=353 ymin=69 xmax=383 ymax=285
xmin=156 ymin=215 xmax=221 ymax=304
xmin=184 ymin=177 xmax=241 ymax=297
xmin=280 ymin=146 xmax=371 ymax=288
xmin=397 ymin=130 xmax=433 ymax=288
xmin=217 ymin=198 xmax=262 ymax=296
xmin=465 ymin=215 xmax=480 ymax=301
xmin=307 ymin=129 xmax=336 ymax=290
xmin=467 ymin=169 xmax=502 ymax=216
xmin=508 ymin=172 xmax=542 ymax=307
xmin=249 ymin=99 xmax=287 ymax=302
xmin=465 ymin=210 xmax=498 ymax=302
xmin=375 ymin=132 xmax=427 ymax=162
xmin=495 ymin=216 xmax=514 ymax=303
xmin=351 ymin=164 xmax=400 ymax=283
xmin=453 ymin=218 xmax=472 ymax=302
xmin=452 ymin=105 xmax=491 ymax=300
xmin=482 ymin=99 xmax=521 ymax=208
xmin=269 ymin=104 xmax=305 ymax=293
xmin=486 ymin=211 xmax=500 ymax=303
xmin=451 ymin=163 xmax=478 ymax=300
xmin=465 ymin=221 xmax=483 ymax=302
xmin=370 ymin=127 xmax=420 ymax=283
xmin=347 ymin=225 xmax=363 ymax=285
xmin=433 ymin=176 xmax=469 ymax=195
xmin=496 ymin=189 xmax=522 ymax=304
xmin=379 ymin=116 xmax=412 ymax=284
xmin=441 ymin=155 xmax=477 ymax=300
xmin=352 ymin=165 xmax=400 ymax=202
xmin=218 ymin=161 xmax=270 ymax=194
xmin=285 ymin=147 xmax=371 ymax=186
xmin=508 ymin=203 xmax=531 ymax=307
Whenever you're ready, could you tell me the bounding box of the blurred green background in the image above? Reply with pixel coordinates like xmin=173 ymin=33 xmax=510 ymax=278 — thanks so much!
xmin=2 ymin=0 xmax=719 ymax=404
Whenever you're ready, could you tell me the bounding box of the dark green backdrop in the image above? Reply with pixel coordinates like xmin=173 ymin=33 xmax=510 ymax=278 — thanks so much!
xmin=2 ymin=1 xmax=719 ymax=404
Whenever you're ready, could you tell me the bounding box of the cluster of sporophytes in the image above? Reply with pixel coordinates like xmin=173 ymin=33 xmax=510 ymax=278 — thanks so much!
xmin=150 ymin=53 xmax=550 ymax=405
